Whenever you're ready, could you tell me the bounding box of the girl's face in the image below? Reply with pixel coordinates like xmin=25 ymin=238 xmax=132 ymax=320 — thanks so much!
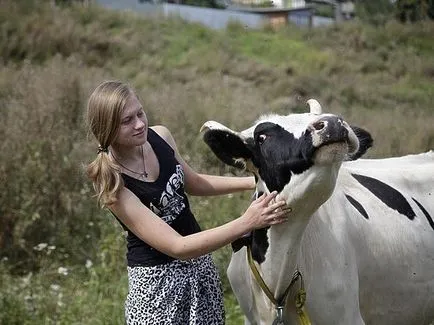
xmin=113 ymin=94 xmax=148 ymax=148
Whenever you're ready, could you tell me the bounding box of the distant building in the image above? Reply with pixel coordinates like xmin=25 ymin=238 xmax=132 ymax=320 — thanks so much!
xmin=294 ymin=1 xmax=355 ymax=20
xmin=228 ymin=0 xmax=355 ymax=18
xmin=227 ymin=0 xmax=306 ymax=8
xmin=231 ymin=6 xmax=314 ymax=28
xmin=95 ymin=0 xmax=336 ymax=29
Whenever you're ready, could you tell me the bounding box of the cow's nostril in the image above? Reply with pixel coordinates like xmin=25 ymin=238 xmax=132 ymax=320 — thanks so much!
xmin=313 ymin=121 xmax=325 ymax=131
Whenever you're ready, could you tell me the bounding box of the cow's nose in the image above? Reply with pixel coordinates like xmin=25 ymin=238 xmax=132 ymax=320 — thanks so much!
xmin=312 ymin=120 xmax=326 ymax=131
xmin=310 ymin=116 xmax=348 ymax=140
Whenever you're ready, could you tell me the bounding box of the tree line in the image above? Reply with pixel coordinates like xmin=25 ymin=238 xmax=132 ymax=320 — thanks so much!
xmin=355 ymin=0 xmax=434 ymax=24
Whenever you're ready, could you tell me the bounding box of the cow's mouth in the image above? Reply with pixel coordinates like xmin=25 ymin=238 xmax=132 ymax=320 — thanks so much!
xmin=314 ymin=140 xmax=352 ymax=164
xmin=316 ymin=123 xmax=359 ymax=157
xmin=321 ymin=138 xmax=350 ymax=149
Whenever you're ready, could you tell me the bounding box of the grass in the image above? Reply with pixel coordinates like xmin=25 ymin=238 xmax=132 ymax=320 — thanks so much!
xmin=0 ymin=0 xmax=433 ymax=323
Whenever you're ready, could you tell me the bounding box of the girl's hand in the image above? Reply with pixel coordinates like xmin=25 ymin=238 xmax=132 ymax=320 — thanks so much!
xmin=242 ymin=191 xmax=289 ymax=230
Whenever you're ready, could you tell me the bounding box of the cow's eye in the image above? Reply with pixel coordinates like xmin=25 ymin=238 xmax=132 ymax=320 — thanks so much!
xmin=258 ymin=134 xmax=267 ymax=144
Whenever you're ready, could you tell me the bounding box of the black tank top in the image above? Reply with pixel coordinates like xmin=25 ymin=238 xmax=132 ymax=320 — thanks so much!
xmin=115 ymin=128 xmax=201 ymax=267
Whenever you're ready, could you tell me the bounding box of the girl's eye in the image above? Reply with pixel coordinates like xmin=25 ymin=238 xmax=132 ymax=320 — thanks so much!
xmin=121 ymin=117 xmax=131 ymax=125
xmin=258 ymin=134 xmax=267 ymax=144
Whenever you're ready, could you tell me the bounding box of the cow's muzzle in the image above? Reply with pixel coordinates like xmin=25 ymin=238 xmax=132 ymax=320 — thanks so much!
xmin=309 ymin=115 xmax=359 ymax=156
xmin=309 ymin=116 xmax=350 ymax=145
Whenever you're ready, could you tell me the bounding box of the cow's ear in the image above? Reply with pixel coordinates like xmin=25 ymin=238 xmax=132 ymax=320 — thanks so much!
xmin=203 ymin=129 xmax=252 ymax=169
xmin=347 ymin=126 xmax=373 ymax=160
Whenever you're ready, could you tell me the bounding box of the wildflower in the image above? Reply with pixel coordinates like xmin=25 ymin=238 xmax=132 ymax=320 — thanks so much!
xmin=57 ymin=292 xmax=64 ymax=307
xmin=57 ymin=267 xmax=68 ymax=276
xmin=33 ymin=243 xmax=48 ymax=251
xmin=22 ymin=273 xmax=32 ymax=286
xmin=85 ymin=259 xmax=93 ymax=269
xmin=50 ymin=284 xmax=61 ymax=291
xmin=46 ymin=245 xmax=56 ymax=255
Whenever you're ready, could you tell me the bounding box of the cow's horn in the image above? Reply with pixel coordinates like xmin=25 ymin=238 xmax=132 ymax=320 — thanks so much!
xmin=307 ymin=99 xmax=322 ymax=114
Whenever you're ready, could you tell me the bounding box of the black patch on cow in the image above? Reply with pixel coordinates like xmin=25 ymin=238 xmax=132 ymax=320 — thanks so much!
xmin=231 ymin=191 xmax=269 ymax=264
xmin=352 ymin=173 xmax=416 ymax=220
xmin=345 ymin=194 xmax=370 ymax=219
xmin=346 ymin=126 xmax=373 ymax=161
xmin=203 ymin=129 xmax=252 ymax=169
xmin=412 ymin=198 xmax=434 ymax=231
xmin=231 ymin=235 xmax=252 ymax=253
xmin=250 ymin=228 xmax=269 ymax=264
xmin=250 ymin=192 xmax=269 ymax=263
xmin=230 ymin=229 xmax=269 ymax=264
xmin=251 ymin=122 xmax=315 ymax=193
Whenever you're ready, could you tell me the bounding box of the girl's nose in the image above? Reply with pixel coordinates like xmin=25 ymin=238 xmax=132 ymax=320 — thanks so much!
xmin=135 ymin=117 xmax=145 ymax=129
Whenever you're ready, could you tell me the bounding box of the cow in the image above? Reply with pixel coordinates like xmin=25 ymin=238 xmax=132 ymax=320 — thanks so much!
xmin=200 ymin=100 xmax=434 ymax=325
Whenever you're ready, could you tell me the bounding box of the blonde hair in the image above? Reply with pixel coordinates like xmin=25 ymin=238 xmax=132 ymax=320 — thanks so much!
xmin=86 ymin=80 xmax=134 ymax=207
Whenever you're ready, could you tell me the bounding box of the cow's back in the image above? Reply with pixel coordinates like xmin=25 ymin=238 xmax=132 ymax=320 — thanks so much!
xmin=298 ymin=151 xmax=434 ymax=324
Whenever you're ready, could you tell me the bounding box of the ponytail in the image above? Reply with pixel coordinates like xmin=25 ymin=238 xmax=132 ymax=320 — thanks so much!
xmin=86 ymin=150 xmax=123 ymax=207
xmin=85 ymin=80 xmax=133 ymax=207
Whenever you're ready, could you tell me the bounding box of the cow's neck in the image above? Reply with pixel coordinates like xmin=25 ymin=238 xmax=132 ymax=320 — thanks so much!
xmin=259 ymin=164 xmax=340 ymax=300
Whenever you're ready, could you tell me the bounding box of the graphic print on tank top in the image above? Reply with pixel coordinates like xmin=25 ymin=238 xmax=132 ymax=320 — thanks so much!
xmin=149 ymin=164 xmax=186 ymax=224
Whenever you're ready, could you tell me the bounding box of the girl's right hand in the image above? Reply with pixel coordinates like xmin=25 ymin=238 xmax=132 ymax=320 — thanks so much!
xmin=242 ymin=191 xmax=289 ymax=230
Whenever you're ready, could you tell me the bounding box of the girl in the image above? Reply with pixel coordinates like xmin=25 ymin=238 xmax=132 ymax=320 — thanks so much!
xmin=85 ymin=80 xmax=288 ymax=324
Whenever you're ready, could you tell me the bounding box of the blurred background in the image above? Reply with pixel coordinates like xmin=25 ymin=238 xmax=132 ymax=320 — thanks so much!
xmin=0 ymin=0 xmax=433 ymax=324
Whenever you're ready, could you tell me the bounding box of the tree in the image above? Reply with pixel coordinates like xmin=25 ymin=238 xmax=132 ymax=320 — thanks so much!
xmin=354 ymin=0 xmax=395 ymax=24
xmin=396 ymin=0 xmax=434 ymax=22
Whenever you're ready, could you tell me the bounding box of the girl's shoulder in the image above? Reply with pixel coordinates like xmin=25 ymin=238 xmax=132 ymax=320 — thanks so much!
xmin=150 ymin=125 xmax=177 ymax=151
xmin=150 ymin=125 xmax=170 ymax=139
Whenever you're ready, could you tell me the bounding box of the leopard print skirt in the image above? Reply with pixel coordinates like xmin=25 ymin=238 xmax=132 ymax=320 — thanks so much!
xmin=125 ymin=254 xmax=225 ymax=325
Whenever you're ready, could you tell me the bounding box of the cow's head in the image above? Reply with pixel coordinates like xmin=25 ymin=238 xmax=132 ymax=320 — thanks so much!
xmin=201 ymin=100 xmax=373 ymax=211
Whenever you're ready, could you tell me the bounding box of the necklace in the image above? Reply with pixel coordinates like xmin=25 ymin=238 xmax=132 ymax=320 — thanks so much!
xmin=112 ymin=145 xmax=148 ymax=179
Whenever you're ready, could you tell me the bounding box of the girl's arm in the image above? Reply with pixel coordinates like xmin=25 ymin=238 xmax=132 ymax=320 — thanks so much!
xmin=153 ymin=125 xmax=256 ymax=196
xmin=109 ymin=187 xmax=287 ymax=260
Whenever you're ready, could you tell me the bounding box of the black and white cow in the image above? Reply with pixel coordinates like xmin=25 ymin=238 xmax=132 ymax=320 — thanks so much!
xmin=200 ymin=100 xmax=434 ymax=325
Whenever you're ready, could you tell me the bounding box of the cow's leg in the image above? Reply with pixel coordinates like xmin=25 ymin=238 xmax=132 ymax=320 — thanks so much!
xmin=227 ymin=248 xmax=261 ymax=325
xmin=299 ymin=217 xmax=367 ymax=325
